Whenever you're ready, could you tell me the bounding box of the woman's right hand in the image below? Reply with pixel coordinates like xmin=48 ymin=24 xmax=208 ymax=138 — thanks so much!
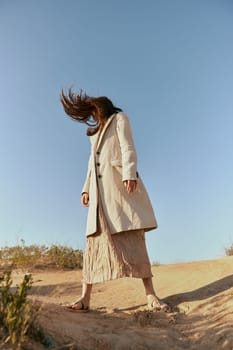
xmin=81 ymin=192 xmax=89 ymax=207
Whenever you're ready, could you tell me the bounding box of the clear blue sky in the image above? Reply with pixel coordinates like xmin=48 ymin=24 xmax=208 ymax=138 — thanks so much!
xmin=0 ymin=0 xmax=233 ymax=264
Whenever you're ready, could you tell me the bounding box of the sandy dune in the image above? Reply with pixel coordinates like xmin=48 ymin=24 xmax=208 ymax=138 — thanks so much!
xmin=13 ymin=256 xmax=233 ymax=349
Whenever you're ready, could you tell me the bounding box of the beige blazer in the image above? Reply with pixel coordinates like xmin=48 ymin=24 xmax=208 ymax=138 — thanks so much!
xmin=82 ymin=112 xmax=158 ymax=236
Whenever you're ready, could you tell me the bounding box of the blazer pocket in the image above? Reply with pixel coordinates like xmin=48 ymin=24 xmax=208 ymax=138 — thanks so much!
xmin=111 ymin=159 xmax=122 ymax=167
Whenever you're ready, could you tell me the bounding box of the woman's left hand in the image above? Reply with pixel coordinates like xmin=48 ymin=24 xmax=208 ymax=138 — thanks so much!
xmin=123 ymin=180 xmax=137 ymax=193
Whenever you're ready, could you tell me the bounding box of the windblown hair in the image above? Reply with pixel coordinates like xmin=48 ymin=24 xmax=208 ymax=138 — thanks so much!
xmin=60 ymin=88 xmax=122 ymax=136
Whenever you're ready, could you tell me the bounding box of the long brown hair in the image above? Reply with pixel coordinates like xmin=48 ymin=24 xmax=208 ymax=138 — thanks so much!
xmin=60 ymin=88 xmax=122 ymax=136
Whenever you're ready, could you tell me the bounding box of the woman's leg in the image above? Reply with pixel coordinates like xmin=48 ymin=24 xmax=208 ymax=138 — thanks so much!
xmin=66 ymin=282 xmax=92 ymax=310
xmin=80 ymin=282 xmax=92 ymax=306
xmin=142 ymin=277 xmax=168 ymax=310
xmin=142 ymin=277 xmax=156 ymax=296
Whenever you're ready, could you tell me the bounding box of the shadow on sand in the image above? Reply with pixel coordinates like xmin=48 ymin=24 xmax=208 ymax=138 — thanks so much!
xmin=164 ymin=274 xmax=233 ymax=306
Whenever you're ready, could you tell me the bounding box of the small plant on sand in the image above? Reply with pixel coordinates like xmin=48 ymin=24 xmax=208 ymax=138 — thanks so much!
xmin=225 ymin=243 xmax=233 ymax=256
xmin=0 ymin=271 xmax=38 ymax=349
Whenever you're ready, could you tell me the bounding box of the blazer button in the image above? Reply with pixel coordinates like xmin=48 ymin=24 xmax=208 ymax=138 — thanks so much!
xmin=96 ymin=162 xmax=100 ymax=166
xmin=98 ymin=175 xmax=102 ymax=178
xmin=96 ymin=151 xmax=100 ymax=155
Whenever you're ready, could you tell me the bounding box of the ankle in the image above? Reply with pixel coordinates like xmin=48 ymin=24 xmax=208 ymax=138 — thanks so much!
xmin=81 ymin=295 xmax=91 ymax=303
xmin=147 ymin=293 xmax=156 ymax=298
xmin=147 ymin=294 xmax=160 ymax=302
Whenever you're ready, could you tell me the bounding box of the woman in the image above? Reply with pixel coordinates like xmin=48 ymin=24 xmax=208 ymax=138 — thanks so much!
xmin=61 ymin=89 xmax=167 ymax=312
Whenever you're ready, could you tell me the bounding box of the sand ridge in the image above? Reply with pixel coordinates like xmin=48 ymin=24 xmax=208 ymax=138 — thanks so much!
xmin=12 ymin=256 xmax=233 ymax=349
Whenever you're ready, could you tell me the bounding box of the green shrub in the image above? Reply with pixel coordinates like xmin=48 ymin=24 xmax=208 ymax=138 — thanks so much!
xmin=0 ymin=271 xmax=37 ymax=349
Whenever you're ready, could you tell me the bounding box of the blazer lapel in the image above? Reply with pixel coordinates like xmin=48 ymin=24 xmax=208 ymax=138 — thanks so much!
xmin=96 ymin=113 xmax=116 ymax=151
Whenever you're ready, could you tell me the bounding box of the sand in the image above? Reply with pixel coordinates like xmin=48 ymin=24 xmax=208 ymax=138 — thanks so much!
xmin=12 ymin=256 xmax=233 ymax=349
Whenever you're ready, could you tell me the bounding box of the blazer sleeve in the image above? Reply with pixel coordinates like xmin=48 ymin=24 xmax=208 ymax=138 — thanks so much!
xmin=81 ymin=152 xmax=92 ymax=194
xmin=116 ymin=112 xmax=138 ymax=181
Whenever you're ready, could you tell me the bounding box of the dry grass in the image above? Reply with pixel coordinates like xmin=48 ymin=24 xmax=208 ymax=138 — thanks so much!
xmin=225 ymin=243 xmax=233 ymax=256
xmin=0 ymin=240 xmax=83 ymax=271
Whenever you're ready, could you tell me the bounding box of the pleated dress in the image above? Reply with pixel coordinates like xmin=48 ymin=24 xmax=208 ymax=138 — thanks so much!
xmin=82 ymin=189 xmax=153 ymax=284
